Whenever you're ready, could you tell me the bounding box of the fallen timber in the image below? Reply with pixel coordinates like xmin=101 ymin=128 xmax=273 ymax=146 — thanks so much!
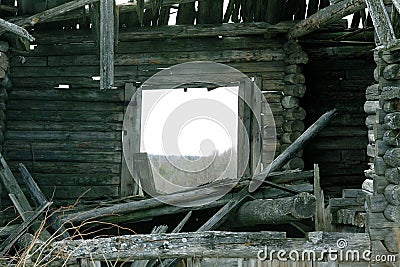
xmin=39 ymin=231 xmax=370 ymax=263
xmin=61 ymin=170 xmax=314 ymax=225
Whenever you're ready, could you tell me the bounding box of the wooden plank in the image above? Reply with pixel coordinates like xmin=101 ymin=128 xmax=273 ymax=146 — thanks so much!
xmin=6 ymin=110 xmax=123 ymax=122
xmin=121 ymin=84 xmax=141 ymax=197
xmin=133 ymin=153 xmax=157 ymax=196
xmin=6 ymin=121 xmax=122 ymax=131
xmin=0 ymin=18 xmax=34 ymax=42
xmin=18 ymin=163 xmax=70 ymax=239
xmin=46 ymin=49 xmax=285 ymax=66
xmin=4 ymin=150 xmax=121 ymax=163
xmin=4 ymin=131 xmax=121 ymax=141
xmin=100 ymin=0 xmax=115 ymax=89
xmin=6 ymin=99 xmax=123 ymax=111
xmin=10 ymin=161 xmax=120 ymax=174
xmin=8 ymin=88 xmax=124 ymax=102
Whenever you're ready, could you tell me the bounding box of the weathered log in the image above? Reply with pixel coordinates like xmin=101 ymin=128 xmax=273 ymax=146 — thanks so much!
xmin=0 ymin=18 xmax=34 ymax=42
xmin=383 ymin=99 xmax=400 ymax=113
xmin=365 ymin=194 xmax=388 ymax=213
xmin=41 ymin=231 xmax=370 ymax=262
xmin=251 ymin=109 xmax=337 ymax=191
xmin=384 ymin=148 xmax=400 ymax=167
xmin=374 ymin=175 xmax=389 ymax=194
xmin=283 ymin=107 xmax=306 ymax=120
xmin=366 ymin=84 xmax=379 ymax=100
xmin=284 ymin=74 xmax=305 ymax=84
xmin=281 ymin=131 xmax=301 ymax=144
xmin=364 ymin=0 xmax=396 ymax=47
xmin=377 ymin=108 xmax=387 ymax=124
xmin=282 ymin=120 xmax=305 ymax=132
xmin=284 ymin=51 xmax=309 ymax=65
xmin=384 ymin=184 xmax=400 ymax=205
xmin=283 ymin=40 xmax=301 ymax=54
xmin=382 ymin=86 xmax=400 ymax=100
xmin=282 ymin=157 xmax=305 ymax=170
xmin=368 ymin=129 xmax=375 ymax=143
xmin=364 ymin=100 xmax=380 ymax=114
xmin=367 ymin=144 xmax=375 ymax=157
xmin=386 ymin=167 xmax=400 ymax=184
xmin=281 ymin=96 xmax=299 ymax=109
xmin=365 ymin=115 xmax=376 ymax=130
xmin=284 ymin=65 xmax=302 ymax=74
xmin=383 ymin=64 xmax=400 ymax=80
xmin=288 ymin=0 xmax=367 ymax=39
xmin=383 ymin=233 xmax=399 ymax=253
xmin=234 ymin=192 xmax=316 ymax=226
xmin=376 ymin=140 xmax=389 ymax=156
xmin=384 ymin=113 xmax=400 ymax=130
xmin=375 ymin=156 xmax=387 ymax=175
xmin=384 ymin=204 xmax=400 ymax=223
xmin=283 ymin=84 xmax=306 ymax=97
xmin=383 ymin=130 xmax=400 ymax=146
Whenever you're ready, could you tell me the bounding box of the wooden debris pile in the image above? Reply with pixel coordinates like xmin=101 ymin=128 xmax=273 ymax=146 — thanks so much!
xmin=0 ymin=110 xmax=343 ymax=266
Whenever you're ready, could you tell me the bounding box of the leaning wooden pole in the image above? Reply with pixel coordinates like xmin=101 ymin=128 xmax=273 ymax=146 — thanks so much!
xmin=288 ymin=0 xmax=367 ymax=39
xmin=249 ymin=109 xmax=337 ymax=192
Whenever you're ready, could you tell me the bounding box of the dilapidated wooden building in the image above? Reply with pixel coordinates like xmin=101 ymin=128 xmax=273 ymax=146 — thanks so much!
xmin=0 ymin=0 xmax=397 ymax=266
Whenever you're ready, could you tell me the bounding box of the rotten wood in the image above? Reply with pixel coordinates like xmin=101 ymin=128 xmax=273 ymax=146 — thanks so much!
xmin=100 ymin=0 xmax=115 ymax=90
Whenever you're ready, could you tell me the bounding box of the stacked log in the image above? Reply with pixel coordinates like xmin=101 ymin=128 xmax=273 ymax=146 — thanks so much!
xmin=364 ymin=46 xmax=400 ymax=261
xmin=276 ymin=40 xmax=308 ymax=171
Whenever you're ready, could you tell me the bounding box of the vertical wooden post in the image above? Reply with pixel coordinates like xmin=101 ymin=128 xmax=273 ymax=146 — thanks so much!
xmin=100 ymin=0 xmax=115 ymax=90
xmin=237 ymin=79 xmax=251 ymax=179
xmin=250 ymin=79 xmax=262 ymax=175
xmin=121 ymin=83 xmax=141 ymax=197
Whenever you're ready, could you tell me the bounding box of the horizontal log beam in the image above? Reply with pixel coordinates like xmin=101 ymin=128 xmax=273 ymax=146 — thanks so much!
xmin=43 ymin=231 xmax=370 ymax=262
xmin=288 ymin=0 xmax=367 ymax=39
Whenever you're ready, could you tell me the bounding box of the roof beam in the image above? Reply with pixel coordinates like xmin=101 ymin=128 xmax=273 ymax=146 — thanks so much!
xmin=364 ymin=0 xmax=397 ymax=47
xmin=288 ymin=0 xmax=367 ymax=39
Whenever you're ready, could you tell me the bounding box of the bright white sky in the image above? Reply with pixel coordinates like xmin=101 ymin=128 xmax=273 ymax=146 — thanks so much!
xmin=141 ymin=87 xmax=238 ymax=156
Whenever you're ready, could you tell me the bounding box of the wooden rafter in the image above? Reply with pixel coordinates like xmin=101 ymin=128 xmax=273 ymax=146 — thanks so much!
xmin=288 ymin=0 xmax=367 ymax=39
xmin=364 ymin=0 xmax=397 ymax=47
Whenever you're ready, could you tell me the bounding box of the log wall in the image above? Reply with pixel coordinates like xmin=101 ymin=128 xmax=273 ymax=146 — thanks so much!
xmin=302 ymin=40 xmax=375 ymax=196
xmin=5 ymin=30 xmax=298 ymax=208
xmin=364 ymin=45 xmax=400 ymax=263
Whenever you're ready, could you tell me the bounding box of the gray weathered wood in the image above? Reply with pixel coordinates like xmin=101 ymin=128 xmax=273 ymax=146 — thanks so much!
xmin=250 ymin=109 xmax=337 ymax=192
xmin=0 ymin=201 xmax=51 ymax=256
xmin=365 ymin=0 xmax=397 ymax=47
xmin=0 ymin=18 xmax=34 ymax=42
xmin=235 ymin=192 xmax=316 ymax=225
xmin=100 ymin=0 xmax=115 ymax=89
xmin=288 ymin=0 xmax=367 ymax=39
xmin=41 ymin=231 xmax=370 ymax=262
xmin=18 ymin=163 xmax=70 ymax=239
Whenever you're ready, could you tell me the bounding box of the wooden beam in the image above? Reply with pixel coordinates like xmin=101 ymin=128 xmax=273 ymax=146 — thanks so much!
xmin=0 ymin=18 xmax=34 ymax=41
xmin=365 ymin=0 xmax=396 ymax=47
xmin=288 ymin=0 xmax=367 ymax=39
xmin=44 ymin=231 xmax=370 ymax=262
xmin=119 ymin=22 xmax=293 ymax=41
xmin=100 ymin=0 xmax=115 ymax=90
xmin=249 ymin=109 xmax=337 ymax=192
xmin=7 ymin=0 xmax=99 ymax=29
